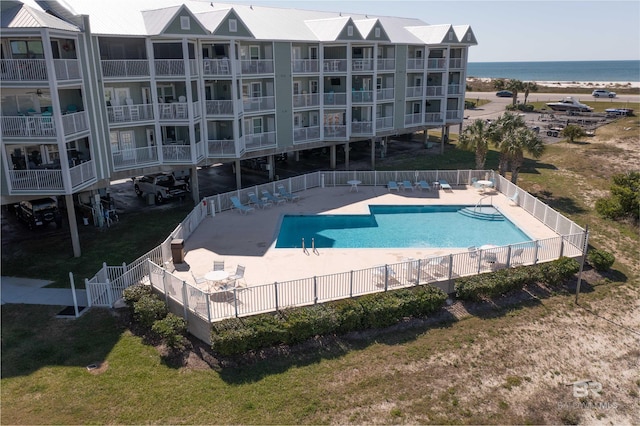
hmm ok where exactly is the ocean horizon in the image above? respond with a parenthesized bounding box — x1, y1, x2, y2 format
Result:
(467, 60, 640, 83)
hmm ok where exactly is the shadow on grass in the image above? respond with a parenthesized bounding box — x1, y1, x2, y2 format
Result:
(530, 189, 587, 215)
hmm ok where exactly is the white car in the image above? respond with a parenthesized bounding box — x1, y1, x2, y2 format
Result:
(592, 89, 616, 98)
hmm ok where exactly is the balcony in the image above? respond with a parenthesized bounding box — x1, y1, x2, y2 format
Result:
(406, 58, 424, 71)
(352, 59, 374, 72)
(62, 111, 89, 135)
(203, 58, 231, 76)
(245, 131, 276, 151)
(7, 168, 63, 191)
(162, 143, 192, 163)
(323, 92, 347, 106)
(376, 88, 394, 101)
(69, 160, 96, 189)
(376, 58, 396, 71)
(292, 59, 319, 74)
(376, 116, 393, 130)
(293, 93, 320, 108)
(404, 113, 423, 126)
(323, 59, 348, 73)
(351, 121, 373, 135)
(293, 126, 321, 144)
(159, 102, 190, 120)
(324, 125, 347, 138)
(0, 59, 47, 81)
(447, 84, 462, 95)
(446, 110, 462, 120)
(239, 59, 274, 75)
(427, 58, 446, 69)
(154, 59, 198, 77)
(406, 86, 424, 98)
(243, 96, 275, 113)
(2, 115, 55, 138)
(107, 104, 154, 124)
(426, 85, 444, 97)
(205, 100, 234, 116)
(425, 112, 444, 123)
(101, 60, 150, 78)
(207, 139, 238, 158)
(352, 90, 373, 104)
(112, 146, 159, 170)
(54, 59, 81, 80)
(449, 58, 464, 69)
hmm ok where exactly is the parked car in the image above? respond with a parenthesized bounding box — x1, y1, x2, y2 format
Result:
(133, 173, 190, 204)
(496, 90, 513, 97)
(591, 89, 616, 98)
(15, 197, 62, 229)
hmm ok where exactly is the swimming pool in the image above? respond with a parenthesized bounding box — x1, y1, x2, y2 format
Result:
(275, 205, 531, 249)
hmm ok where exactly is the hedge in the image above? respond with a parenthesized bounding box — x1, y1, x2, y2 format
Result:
(587, 249, 615, 272)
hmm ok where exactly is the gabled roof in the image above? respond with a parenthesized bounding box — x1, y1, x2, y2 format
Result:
(209, 8, 254, 38)
(304, 17, 352, 41)
(355, 18, 390, 42)
(142, 4, 208, 35)
(453, 25, 478, 45)
(1, 1, 79, 31)
(405, 24, 457, 45)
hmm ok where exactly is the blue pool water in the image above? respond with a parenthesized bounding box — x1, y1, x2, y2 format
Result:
(275, 205, 531, 249)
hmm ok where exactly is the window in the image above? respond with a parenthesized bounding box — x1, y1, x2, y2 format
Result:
(180, 16, 190, 30)
(467, 33, 471, 41)
(449, 32, 453, 41)
(308, 46, 318, 59)
(413, 102, 421, 114)
(347, 26, 353, 37)
(252, 117, 263, 134)
(10, 40, 44, 59)
(375, 28, 381, 38)
(376, 77, 382, 90)
(293, 113, 302, 127)
(229, 19, 237, 32)
(309, 80, 318, 94)
(249, 45, 260, 60)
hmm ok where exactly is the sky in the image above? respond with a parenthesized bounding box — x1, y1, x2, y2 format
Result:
(231, 0, 640, 63)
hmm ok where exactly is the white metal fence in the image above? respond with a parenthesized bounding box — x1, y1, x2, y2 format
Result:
(84, 170, 587, 337)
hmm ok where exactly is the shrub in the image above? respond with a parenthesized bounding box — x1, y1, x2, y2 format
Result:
(210, 318, 254, 356)
(122, 284, 152, 307)
(596, 172, 640, 223)
(133, 294, 168, 328)
(281, 305, 339, 345)
(358, 292, 404, 329)
(332, 298, 365, 333)
(587, 249, 615, 272)
(410, 286, 448, 316)
(152, 313, 187, 349)
(505, 103, 534, 112)
(538, 257, 579, 286)
(243, 314, 288, 349)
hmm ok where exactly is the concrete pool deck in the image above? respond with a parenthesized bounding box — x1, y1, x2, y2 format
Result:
(177, 184, 559, 289)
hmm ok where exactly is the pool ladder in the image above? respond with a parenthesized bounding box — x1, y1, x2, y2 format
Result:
(301, 237, 319, 255)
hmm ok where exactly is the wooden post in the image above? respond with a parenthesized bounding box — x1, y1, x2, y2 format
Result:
(575, 225, 590, 304)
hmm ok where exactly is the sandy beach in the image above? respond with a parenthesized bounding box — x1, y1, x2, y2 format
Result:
(468, 77, 639, 89)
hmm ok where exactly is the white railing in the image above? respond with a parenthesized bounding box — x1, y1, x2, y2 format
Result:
(242, 96, 275, 113)
(69, 160, 96, 188)
(205, 100, 233, 116)
(428, 58, 446, 69)
(158, 102, 189, 120)
(245, 132, 276, 151)
(426, 85, 444, 96)
(323, 92, 347, 106)
(293, 126, 321, 143)
(377, 58, 396, 71)
(324, 125, 347, 138)
(425, 112, 443, 123)
(192, 101, 201, 119)
(449, 58, 464, 69)
(101, 60, 150, 78)
(448, 84, 462, 95)
(406, 86, 424, 98)
(377, 88, 394, 101)
(8, 168, 64, 191)
(1, 115, 55, 138)
(112, 146, 159, 170)
(446, 110, 461, 120)
(62, 111, 88, 135)
(162, 144, 192, 162)
(376, 116, 393, 129)
(323, 59, 347, 72)
(155, 59, 186, 76)
(352, 90, 373, 103)
(0, 59, 48, 80)
(407, 58, 424, 70)
(404, 113, 423, 126)
(54, 59, 80, 80)
(239, 59, 274, 75)
(293, 93, 320, 108)
(351, 121, 373, 134)
(203, 58, 231, 76)
(207, 139, 237, 157)
(292, 59, 319, 73)
(107, 104, 154, 124)
(352, 58, 374, 71)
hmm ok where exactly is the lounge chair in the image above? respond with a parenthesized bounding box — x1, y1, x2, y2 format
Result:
(438, 179, 452, 190)
(387, 181, 400, 191)
(416, 180, 431, 191)
(248, 191, 272, 209)
(402, 180, 414, 191)
(508, 191, 519, 205)
(468, 246, 478, 258)
(191, 271, 207, 286)
(230, 196, 255, 214)
(262, 190, 286, 205)
(277, 185, 300, 201)
(511, 248, 524, 264)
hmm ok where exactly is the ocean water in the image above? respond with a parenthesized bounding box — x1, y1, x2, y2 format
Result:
(467, 60, 640, 82)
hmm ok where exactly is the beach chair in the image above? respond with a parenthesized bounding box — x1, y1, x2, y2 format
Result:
(277, 185, 300, 201)
(416, 180, 431, 191)
(468, 246, 478, 258)
(248, 192, 272, 209)
(438, 179, 452, 190)
(508, 191, 519, 205)
(227, 264, 246, 287)
(213, 260, 225, 271)
(230, 196, 255, 214)
(262, 190, 286, 205)
(387, 181, 400, 192)
(402, 180, 414, 191)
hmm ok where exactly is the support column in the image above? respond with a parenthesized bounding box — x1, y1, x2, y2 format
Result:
(330, 145, 337, 169)
(65, 194, 81, 257)
(189, 165, 199, 203)
(295, 151, 300, 162)
(234, 159, 242, 189)
(344, 142, 350, 171)
(267, 155, 275, 181)
(440, 127, 446, 154)
(370, 138, 376, 169)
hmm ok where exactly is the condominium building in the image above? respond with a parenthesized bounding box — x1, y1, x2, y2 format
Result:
(0, 0, 476, 254)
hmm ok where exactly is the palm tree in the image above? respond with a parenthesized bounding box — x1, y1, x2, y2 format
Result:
(561, 124, 586, 143)
(458, 119, 492, 169)
(522, 81, 538, 104)
(504, 127, 545, 184)
(504, 79, 525, 106)
(493, 112, 528, 176)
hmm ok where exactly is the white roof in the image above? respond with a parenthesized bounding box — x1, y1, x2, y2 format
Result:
(10, 0, 473, 45)
(1, 0, 79, 31)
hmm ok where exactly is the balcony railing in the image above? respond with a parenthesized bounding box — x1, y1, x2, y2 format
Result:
(293, 126, 321, 143)
(447, 84, 462, 95)
(446, 110, 462, 120)
(159, 102, 189, 120)
(205, 100, 233, 116)
(112, 146, 159, 170)
(404, 113, 423, 126)
(162, 144, 192, 162)
(243, 96, 275, 113)
(292, 59, 319, 73)
(323, 92, 347, 106)
(406, 58, 424, 71)
(428, 58, 446, 69)
(0, 59, 48, 81)
(70, 160, 96, 189)
(101, 60, 150, 78)
(239, 59, 274, 75)
(323, 59, 348, 73)
(53, 59, 80, 80)
(426, 85, 444, 96)
(245, 131, 276, 151)
(351, 121, 373, 135)
(62, 111, 89, 135)
(376, 88, 394, 101)
(376, 58, 396, 71)
(207, 139, 237, 158)
(1, 115, 55, 138)
(425, 112, 443, 123)
(324, 125, 347, 138)
(352, 58, 374, 72)
(376, 116, 393, 129)
(352, 90, 374, 103)
(154, 59, 193, 77)
(7, 168, 63, 191)
(203, 58, 231, 76)
(107, 104, 154, 124)
(449, 58, 464, 69)
(406, 86, 424, 98)
(293, 93, 320, 108)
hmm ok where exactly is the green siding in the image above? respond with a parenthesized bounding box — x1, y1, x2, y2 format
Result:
(164, 14, 208, 35)
(214, 11, 252, 38)
(337, 20, 364, 41)
(366, 23, 390, 41)
(394, 45, 408, 130)
(273, 42, 293, 148)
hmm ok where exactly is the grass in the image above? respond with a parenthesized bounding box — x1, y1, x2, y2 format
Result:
(2, 109, 639, 424)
